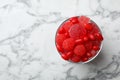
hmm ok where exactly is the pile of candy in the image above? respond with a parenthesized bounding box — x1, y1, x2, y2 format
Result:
(55, 16, 103, 63)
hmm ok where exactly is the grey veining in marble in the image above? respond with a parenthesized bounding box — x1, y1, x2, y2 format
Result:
(0, 0, 120, 80)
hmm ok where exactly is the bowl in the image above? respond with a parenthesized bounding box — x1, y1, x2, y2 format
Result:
(55, 16, 104, 63)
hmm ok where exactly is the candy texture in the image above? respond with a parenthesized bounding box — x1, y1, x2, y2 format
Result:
(55, 16, 103, 63)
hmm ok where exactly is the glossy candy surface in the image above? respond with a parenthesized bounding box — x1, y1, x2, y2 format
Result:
(55, 16, 103, 63)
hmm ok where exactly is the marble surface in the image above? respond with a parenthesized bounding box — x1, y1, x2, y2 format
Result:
(0, 0, 120, 80)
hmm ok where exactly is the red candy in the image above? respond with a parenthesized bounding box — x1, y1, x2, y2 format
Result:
(62, 38, 75, 51)
(56, 34, 66, 46)
(55, 16, 103, 63)
(66, 51, 74, 58)
(85, 41, 93, 51)
(61, 54, 69, 60)
(69, 16, 79, 24)
(62, 21, 73, 32)
(95, 33, 103, 41)
(61, 51, 74, 60)
(86, 52, 92, 58)
(69, 24, 86, 39)
(74, 45, 86, 56)
(78, 16, 90, 27)
(56, 45, 63, 53)
(84, 23, 93, 30)
(88, 34, 95, 40)
(91, 22, 101, 33)
(71, 55, 81, 62)
(58, 27, 65, 34)
(83, 35, 89, 42)
(93, 41, 101, 46)
(93, 45, 100, 51)
(75, 39, 84, 44)
(81, 57, 88, 62)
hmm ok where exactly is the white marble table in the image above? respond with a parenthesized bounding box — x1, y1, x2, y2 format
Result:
(0, 0, 120, 80)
